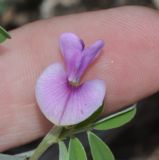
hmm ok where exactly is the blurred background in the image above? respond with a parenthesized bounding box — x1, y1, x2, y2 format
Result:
(1, 0, 159, 160)
(1, 0, 159, 30)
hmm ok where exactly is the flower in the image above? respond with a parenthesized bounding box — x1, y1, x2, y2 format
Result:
(35, 33, 106, 126)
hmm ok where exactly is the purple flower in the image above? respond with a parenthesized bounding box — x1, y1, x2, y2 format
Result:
(35, 33, 106, 126)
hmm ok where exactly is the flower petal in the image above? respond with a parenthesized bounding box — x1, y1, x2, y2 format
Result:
(60, 33, 84, 82)
(76, 40, 104, 79)
(35, 63, 69, 125)
(60, 79, 106, 125)
(35, 63, 106, 126)
(60, 32, 84, 55)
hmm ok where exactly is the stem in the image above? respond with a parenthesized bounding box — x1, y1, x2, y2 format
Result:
(59, 125, 93, 140)
(29, 126, 63, 160)
(29, 123, 93, 160)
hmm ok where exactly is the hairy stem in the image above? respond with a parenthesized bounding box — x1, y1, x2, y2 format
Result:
(29, 126, 63, 160)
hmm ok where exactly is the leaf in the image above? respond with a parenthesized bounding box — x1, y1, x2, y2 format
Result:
(94, 105, 137, 130)
(0, 26, 11, 43)
(0, 153, 27, 160)
(59, 141, 69, 160)
(15, 149, 34, 158)
(68, 137, 87, 160)
(88, 132, 115, 160)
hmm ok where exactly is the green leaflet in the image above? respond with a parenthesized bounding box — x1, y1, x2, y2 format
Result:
(68, 138, 87, 160)
(0, 26, 11, 43)
(0, 153, 26, 160)
(59, 141, 69, 160)
(88, 132, 115, 160)
(94, 105, 137, 130)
